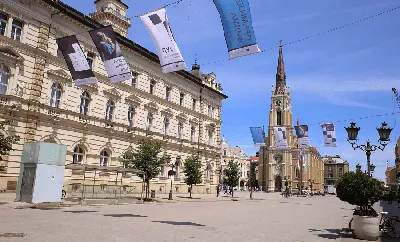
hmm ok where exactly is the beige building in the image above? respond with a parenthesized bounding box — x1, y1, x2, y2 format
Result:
(220, 137, 249, 187)
(0, 0, 227, 194)
(258, 44, 325, 193)
(322, 155, 349, 186)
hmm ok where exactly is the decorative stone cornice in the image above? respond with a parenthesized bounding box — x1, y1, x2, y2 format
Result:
(143, 102, 158, 113)
(160, 108, 174, 118)
(125, 95, 141, 107)
(103, 88, 122, 101)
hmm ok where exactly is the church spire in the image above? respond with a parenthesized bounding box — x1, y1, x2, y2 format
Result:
(275, 40, 286, 93)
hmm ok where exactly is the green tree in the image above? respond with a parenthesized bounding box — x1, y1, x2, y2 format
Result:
(223, 160, 240, 197)
(122, 139, 166, 198)
(183, 155, 202, 198)
(0, 120, 20, 171)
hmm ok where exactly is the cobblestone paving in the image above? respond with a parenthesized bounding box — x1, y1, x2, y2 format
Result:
(0, 192, 354, 242)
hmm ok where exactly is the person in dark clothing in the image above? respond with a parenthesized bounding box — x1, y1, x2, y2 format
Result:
(216, 185, 220, 197)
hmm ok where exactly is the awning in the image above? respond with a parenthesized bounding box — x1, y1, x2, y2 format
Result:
(65, 163, 144, 174)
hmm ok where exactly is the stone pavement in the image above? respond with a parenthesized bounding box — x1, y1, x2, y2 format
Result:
(0, 192, 355, 242)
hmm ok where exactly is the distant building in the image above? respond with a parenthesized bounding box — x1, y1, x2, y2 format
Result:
(322, 155, 349, 186)
(220, 137, 249, 186)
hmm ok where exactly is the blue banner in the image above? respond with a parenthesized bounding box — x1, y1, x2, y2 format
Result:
(213, 0, 260, 59)
(250, 127, 265, 146)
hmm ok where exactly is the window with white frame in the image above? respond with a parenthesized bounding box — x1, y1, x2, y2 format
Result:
(128, 106, 135, 127)
(208, 105, 214, 118)
(165, 87, 171, 101)
(159, 165, 165, 177)
(72, 146, 85, 164)
(208, 128, 214, 145)
(163, 117, 169, 135)
(0, 64, 10, 95)
(49, 83, 62, 108)
(105, 100, 114, 121)
(178, 122, 183, 139)
(86, 52, 95, 68)
(80, 91, 90, 115)
(149, 80, 156, 94)
(147, 112, 153, 131)
(192, 99, 196, 111)
(11, 19, 23, 41)
(190, 126, 196, 142)
(100, 150, 109, 166)
(179, 92, 184, 106)
(131, 72, 137, 87)
(0, 13, 7, 36)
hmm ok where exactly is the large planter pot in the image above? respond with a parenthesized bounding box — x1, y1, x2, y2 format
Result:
(353, 214, 380, 241)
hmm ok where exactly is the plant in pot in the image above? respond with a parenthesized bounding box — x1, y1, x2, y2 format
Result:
(336, 171, 384, 241)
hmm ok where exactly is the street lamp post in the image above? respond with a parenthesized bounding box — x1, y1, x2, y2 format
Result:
(345, 122, 392, 176)
(166, 156, 178, 201)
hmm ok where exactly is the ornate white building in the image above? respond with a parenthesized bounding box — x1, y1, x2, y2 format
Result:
(220, 137, 249, 187)
(0, 0, 227, 194)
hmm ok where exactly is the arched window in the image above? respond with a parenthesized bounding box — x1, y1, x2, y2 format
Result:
(100, 150, 109, 166)
(11, 19, 23, 41)
(49, 83, 62, 108)
(80, 91, 90, 115)
(295, 167, 300, 179)
(105, 100, 114, 121)
(128, 106, 135, 127)
(208, 128, 214, 145)
(147, 112, 153, 131)
(223, 149, 227, 156)
(72, 146, 85, 164)
(178, 122, 183, 139)
(163, 117, 169, 135)
(0, 64, 10, 94)
(277, 111, 282, 126)
(190, 126, 196, 142)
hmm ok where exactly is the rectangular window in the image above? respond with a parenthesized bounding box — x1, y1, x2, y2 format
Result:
(150, 80, 155, 94)
(131, 72, 137, 87)
(11, 19, 23, 41)
(192, 99, 196, 111)
(208, 129, 214, 145)
(208, 105, 214, 117)
(165, 87, 171, 100)
(179, 92, 184, 106)
(0, 13, 7, 36)
(277, 111, 282, 125)
(190, 127, 196, 142)
(86, 52, 95, 68)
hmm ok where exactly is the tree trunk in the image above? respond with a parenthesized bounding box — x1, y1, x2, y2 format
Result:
(190, 184, 192, 198)
(146, 181, 150, 199)
(232, 188, 234, 198)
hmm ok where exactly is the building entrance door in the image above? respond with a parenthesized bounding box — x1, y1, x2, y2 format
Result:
(275, 175, 282, 192)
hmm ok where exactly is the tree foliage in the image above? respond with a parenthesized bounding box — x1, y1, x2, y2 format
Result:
(121, 139, 165, 198)
(336, 171, 384, 216)
(183, 155, 202, 198)
(0, 120, 20, 170)
(223, 160, 241, 197)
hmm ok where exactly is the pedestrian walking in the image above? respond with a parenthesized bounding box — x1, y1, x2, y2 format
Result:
(217, 185, 220, 197)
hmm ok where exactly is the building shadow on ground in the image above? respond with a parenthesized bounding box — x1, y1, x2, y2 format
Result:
(308, 228, 352, 240)
(152, 221, 205, 227)
(176, 196, 201, 199)
(104, 214, 147, 218)
(32, 207, 62, 210)
(63, 210, 98, 213)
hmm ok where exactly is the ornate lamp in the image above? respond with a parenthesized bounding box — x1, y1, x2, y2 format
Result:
(356, 163, 362, 173)
(370, 164, 376, 173)
(377, 122, 392, 142)
(345, 122, 360, 141)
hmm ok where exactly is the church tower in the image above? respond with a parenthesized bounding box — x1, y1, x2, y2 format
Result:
(266, 41, 295, 192)
(90, 0, 131, 37)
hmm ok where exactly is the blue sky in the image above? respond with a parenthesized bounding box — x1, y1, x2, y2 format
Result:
(63, 0, 399, 181)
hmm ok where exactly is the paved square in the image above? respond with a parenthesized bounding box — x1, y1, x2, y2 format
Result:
(0, 192, 354, 242)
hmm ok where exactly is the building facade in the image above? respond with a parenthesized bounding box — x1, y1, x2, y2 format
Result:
(0, 0, 227, 194)
(322, 155, 349, 186)
(220, 137, 249, 187)
(258, 44, 325, 193)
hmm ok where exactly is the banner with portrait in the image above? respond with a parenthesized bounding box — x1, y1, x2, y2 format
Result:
(89, 26, 132, 83)
(140, 8, 186, 73)
(213, 0, 260, 59)
(295, 125, 311, 148)
(273, 127, 288, 149)
(56, 35, 97, 86)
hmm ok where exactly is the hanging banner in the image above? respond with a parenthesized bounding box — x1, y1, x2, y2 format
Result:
(392, 88, 400, 109)
(303, 153, 307, 172)
(89, 26, 132, 83)
(56, 35, 97, 86)
(295, 125, 311, 148)
(213, 0, 260, 60)
(273, 127, 288, 149)
(250, 127, 265, 146)
(140, 8, 186, 73)
(320, 123, 337, 147)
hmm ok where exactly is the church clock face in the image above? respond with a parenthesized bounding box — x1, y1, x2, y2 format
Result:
(276, 100, 282, 107)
